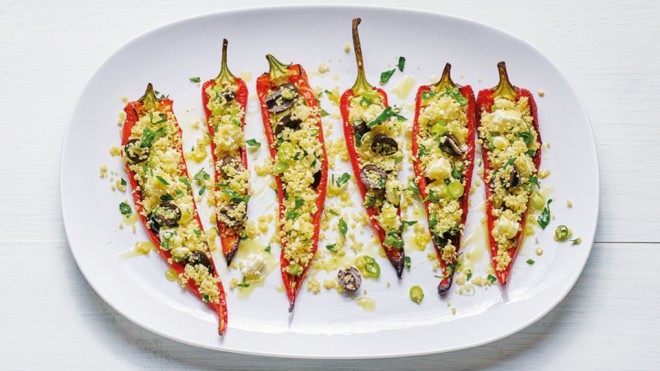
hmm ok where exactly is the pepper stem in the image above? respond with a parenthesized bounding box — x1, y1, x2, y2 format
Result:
(350, 18, 373, 95)
(215, 38, 236, 83)
(493, 61, 517, 100)
(432, 63, 457, 93)
(266, 54, 291, 85)
(138, 83, 158, 109)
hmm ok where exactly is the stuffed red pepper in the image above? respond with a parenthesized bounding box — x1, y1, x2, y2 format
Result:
(412, 63, 476, 294)
(202, 39, 250, 265)
(256, 55, 328, 312)
(476, 62, 542, 285)
(121, 84, 228, 334)
(340, 18, 406, 277)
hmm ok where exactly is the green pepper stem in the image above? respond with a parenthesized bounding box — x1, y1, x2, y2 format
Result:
(139, 83, 158, 109)
(215, 38, 236, 82)
(350, 17, 373, 95)
(266, 54, 291, 85)
(493, 61, 517, 100)
(432, 63, 456, 93)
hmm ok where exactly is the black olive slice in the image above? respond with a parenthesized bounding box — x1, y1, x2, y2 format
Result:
(353, 120, 370, 137)
(507, 165, 521, 188)
(218, 203, 247, 228)
(152, 202, 181, 228)
(266, 83, 298, 113)
(338, 267, 362, 292)
(218, 156, 243, 179)
(221, 90, 236, 102)
(311, 169, 322, 189)
(359, 164, 387, 191)
(187, 251, 214, 273)
(124, 139, 150, 164)
(441, 134, 466, 156)
(371, 133, 398, 156)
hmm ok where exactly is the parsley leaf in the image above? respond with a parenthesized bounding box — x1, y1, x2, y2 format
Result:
(198, 185, 206, 196)
(397, 56, 406, 72)
(380, 68, 396, 84)
(193, 168, 210, 184)
(526, 259, 535, 265)
(246, 139, 261, 148)
(156, 176, 169, 185)
(119, 202, 132, 216)
(441, 87, 467, 106)
(338, 218, 348, 237)
(402, 220, 417, 227)
(335, 172, 350, 187)
(404, 256, 411, 271)
(264, 245, 271, 253)
(537, 199, 553, 229)
(189, 77, 201, 83)
(326, 243, 337, 252)
(320, 109, 330, 117)
(487, 274, 497, 284)
(367, 106, 405, 128)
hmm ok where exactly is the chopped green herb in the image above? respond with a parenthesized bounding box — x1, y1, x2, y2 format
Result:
(119, 202, 132, 216)
(198, 185, 206, 196)
(367, 106, 404, 128)
(193, 168, 210, 184)
(180, 176, 191, 188)
(338, 218, 348, 237)
(384, 234, 404, 249)
(335, 172, 351, 187)
(285, 211, 299, 220)
(526, 259, 535, 266)
(120, 178, 127, 186)
(487, 274, 497, 284)
(320, 109, 330, 117)
(402, 220, 417, 227)
(422, 91, 436, 100)
(327, 209, 339, 216)
(140, 127, 166, 147)
(516, 131, 534, 147)
(537, 199, 553, 229)
(441, 87, 467, 106)
(237, 277, 250, 288)
(156, 176, 169, 185)
(529, 175, 540, 188)
(326, 243, 337, 252)
(397, 56, 406, 72)
(526, 149, 537, 157)
(404, 256, 411, 271)
(380, 68, 396, 84)
(221, 189, 250, 204)
(189, 77, 201, 83)
(294, 196, 304, 210)
(246, 139, 261, 148)
(160, 194, 174, 202)
(174, 190, 184, 199)
(466, 270, 472, 281)
(571, 237, 582, 245)
(232, 119, 242, 127)
(193, 229, 202, 236)
(418, 143, 430, 157)
(264, 245, 271, 253)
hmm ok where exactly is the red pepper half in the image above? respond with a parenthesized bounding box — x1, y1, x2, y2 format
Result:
(412, 63, 476, 294)
(256, 55, 328, 312)
(476, 62, 542, 285)
(122, 84, 228, 335)
(202, 39, 250, 264)
(340, 18, 405, 277)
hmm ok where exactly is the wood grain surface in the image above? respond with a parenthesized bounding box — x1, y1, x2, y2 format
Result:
(1, 0, 659, 369)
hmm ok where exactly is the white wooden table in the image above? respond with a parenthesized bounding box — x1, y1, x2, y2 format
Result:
(2, 0, 659, 369)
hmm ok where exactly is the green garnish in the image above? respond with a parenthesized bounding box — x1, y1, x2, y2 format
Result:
(221, 189, 250, 204)
(140, 127, 166, 147)
(402, 220, 417, 227)
(120, 178, 127, 186)
(404, 256, 411, 271)
(466, 270, 472, 281)
(180, 176, 191, 188)
(156, 176, 169, 185)
(422, 91, 436, 100)
(189, 77, 201, 83)
(409, 285, 424, 304)
(397, 56, 406, 72)
(193, 168, 210, 184)
(232, 119, 242, 127)
(264, 245, 271, 253)
(526, 259, 535, 265)
(285, 211, 299, 220)
(357, 255, 380, 279)
(487, 274, 497, 284)
(294, 196, 304, 210)
(193, 229, 202, 236)
(554, 225, 571, 242)
(380, 69, 396, 84)
(286, 263, 302, 276)
(338, 218, 348, 237)
(335, 172, 351, 187)
(246, 139, 261, 148)
(237, 277, 250, 288)
(367, 106, 405, 128)
(119, 202, 132, 216)
(198, 185, 206, 196)
(571, 237, 582, 245)
(441, 87, 467, 106)
(384, 233, 404, 249)
(272, 159, 289, 174)
(320, 109, 330, 117)
(517, 131, 534, 147)
(326, 243, 337, 252)
(537, 199, 553, 229)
